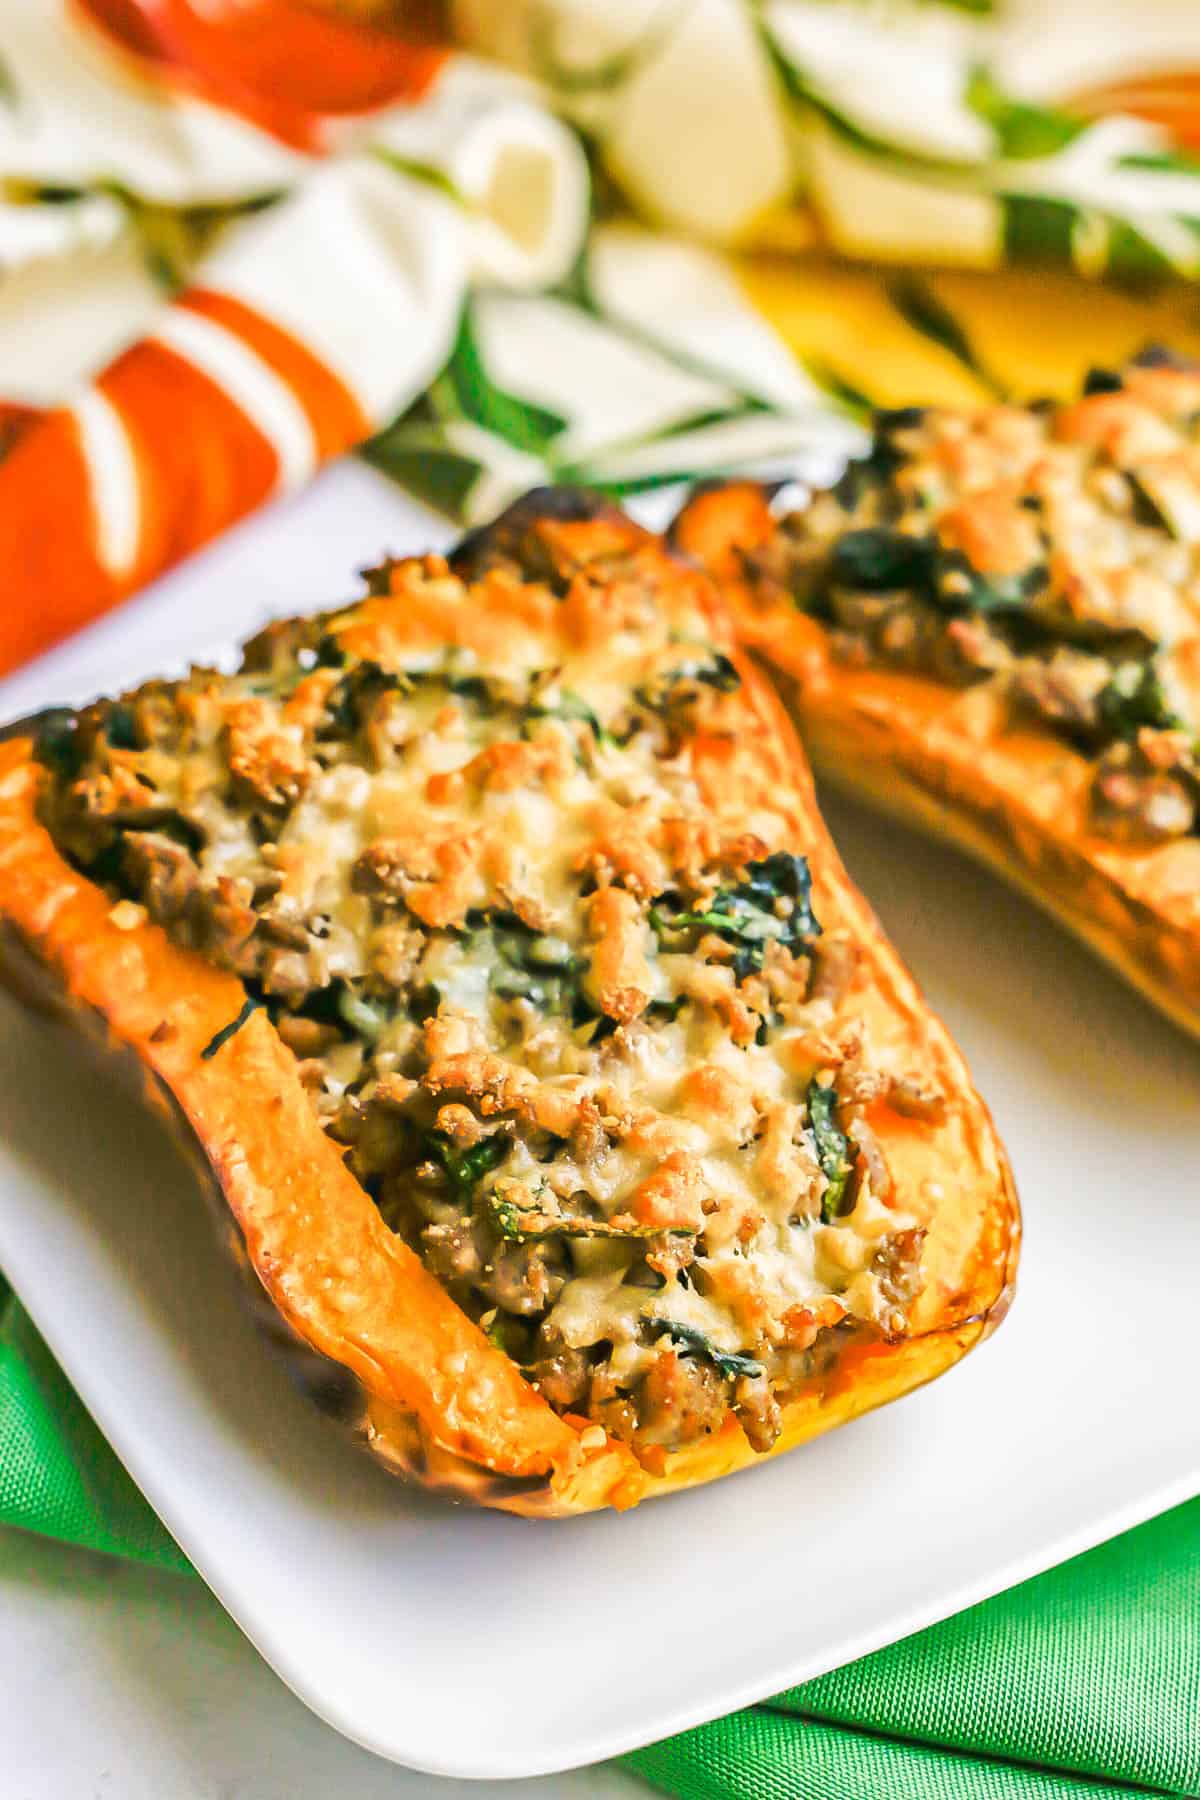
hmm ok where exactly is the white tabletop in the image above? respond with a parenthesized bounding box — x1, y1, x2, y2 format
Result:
(0, 460, 647, 1798)
(0, 1528, 643, 1799)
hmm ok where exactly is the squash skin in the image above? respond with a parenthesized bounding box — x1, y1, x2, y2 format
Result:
(673, 482, 1200, 1043)
(0, 502, 1018, 1514)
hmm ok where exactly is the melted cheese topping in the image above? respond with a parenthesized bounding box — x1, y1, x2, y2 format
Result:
(38, 515, 929, 1457)
(757, 359, 1200, 848)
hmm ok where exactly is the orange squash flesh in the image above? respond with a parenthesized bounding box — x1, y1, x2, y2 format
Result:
(0, 505, 1018, 1513)
(674, 482, 1200, 1044)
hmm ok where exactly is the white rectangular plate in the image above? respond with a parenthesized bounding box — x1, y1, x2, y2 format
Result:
(2, 465, 1199, 1781)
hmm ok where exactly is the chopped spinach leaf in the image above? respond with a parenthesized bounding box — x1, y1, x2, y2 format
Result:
(755, 1009, 783, 1047)
(324, 657, 516, 735)
(82, 840, 126, 888)
(406, 980, 441, 1023)
(322, 657, 613, 752)
(438, 672, 495, 707)
(830, 523, 1048, 622)
(487, 1188, 695, 1244)
(1097, 660, 1182, 741)
(104, 704, 140, 750)
(485, 1311, 531, 1358)
(973, 567, 1049, 612)
(32, 708, 84, 780)
(651, 852, 820, 980)
(200, 996, 261, 1060)
(528, 688, 608, 742)
(634, 653, 741, 718)
(830, 528, 931, 594)
(573, 1007, 619, 1044)
(323, 659, 401, 732)
(485, 919, 585, 1014)
(424, 1130, 512, 1196)
(649, 1319, 764, 1381)
(734, 853, 821, 937)
(669, 652, 740, 692)
(808, 1080, 856, 1222)
(314, 634, 348, 668)
(285, 983, 343, 1028)
(144, 809, 207, 855)
(931, 549, 1048, 614)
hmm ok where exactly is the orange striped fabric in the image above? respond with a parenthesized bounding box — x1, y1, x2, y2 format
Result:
(0, 290, 371, 674)
(75, 0, 449, 151)
(179, 290, 371, 462)
(0, 3, 592, 675)
(0, 414, 117, 674)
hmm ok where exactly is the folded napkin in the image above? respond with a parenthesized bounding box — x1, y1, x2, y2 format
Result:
(0, 5, 591, 670)
(2, 1276, 1197, 1798)
(5, 1, 1200, 678)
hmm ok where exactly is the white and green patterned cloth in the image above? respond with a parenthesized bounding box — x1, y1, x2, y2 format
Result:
(2, 1, 1200, 547)
(460, 0, 1200, 282)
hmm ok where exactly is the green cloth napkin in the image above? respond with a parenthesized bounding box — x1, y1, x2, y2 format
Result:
(2, 1278, 1197, 1798)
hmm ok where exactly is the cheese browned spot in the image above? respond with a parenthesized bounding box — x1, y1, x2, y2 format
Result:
(34, 512, 933, 1465)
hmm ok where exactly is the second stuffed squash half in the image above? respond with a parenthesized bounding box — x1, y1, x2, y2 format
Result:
(0, 491, 1017, 1513)
(674, 354, 1200, 1042)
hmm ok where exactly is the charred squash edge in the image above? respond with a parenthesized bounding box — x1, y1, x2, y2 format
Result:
(0, 504, 1019, 1515)
(673, 481, 1200, 1044)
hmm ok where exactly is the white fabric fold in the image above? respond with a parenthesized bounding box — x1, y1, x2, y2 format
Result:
(0, 16, 589, 434)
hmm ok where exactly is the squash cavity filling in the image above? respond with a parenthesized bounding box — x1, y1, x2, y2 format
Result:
(34, 512, 938, 1472)
(746, 353, 1200, 847)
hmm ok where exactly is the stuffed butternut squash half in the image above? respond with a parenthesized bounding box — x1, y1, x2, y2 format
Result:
(0, 491, 1016, 1514)
(674, 353, 1200, 1041)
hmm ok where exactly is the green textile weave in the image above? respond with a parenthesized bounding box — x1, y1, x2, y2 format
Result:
(2, 1277, 1197, 1797)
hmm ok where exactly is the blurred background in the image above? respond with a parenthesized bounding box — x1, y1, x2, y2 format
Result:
(3, 0, 1200, 671)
